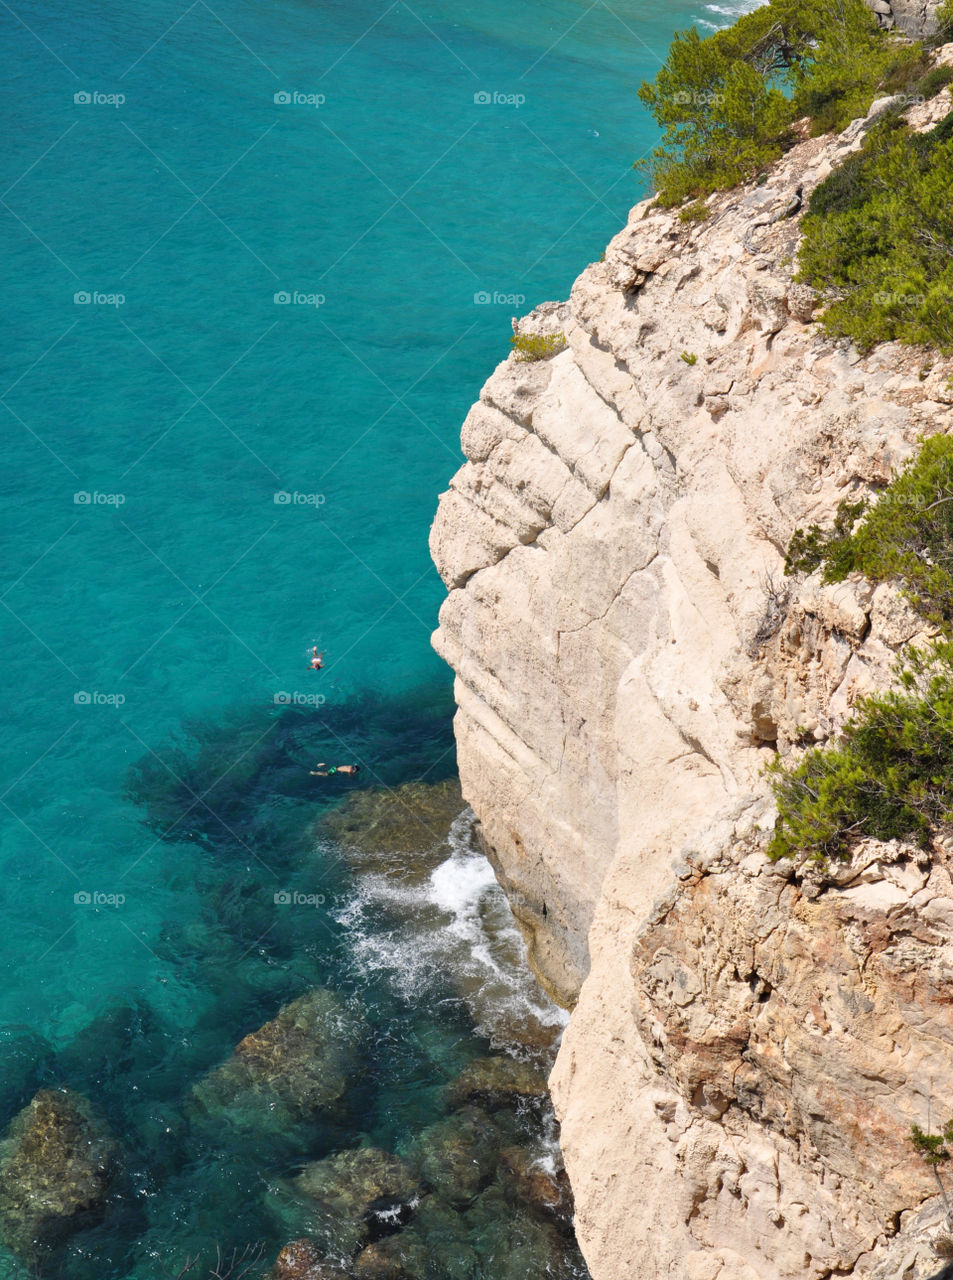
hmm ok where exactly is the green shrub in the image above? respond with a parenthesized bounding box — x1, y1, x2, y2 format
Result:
(911, 1122, 953, 1165)
(797, 108, 953, 351)
(785, 434, 953, 623)
(784, 497, 867, 578)
(678, 199, 711, 223)
(910, 1119, 953, 1210)
(510, 332, 567, 362)
(936, 0, 953, 40)
(768, 642, 953, 860)
(917, 64, 953, 98)
(882, 51, 932, 92)
(636, 0, 921, 206)
(679, 351, 698, 365)
(803, 114, 908, 218)
(773, 436, 953, 864)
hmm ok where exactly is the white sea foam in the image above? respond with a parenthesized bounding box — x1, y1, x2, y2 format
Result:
(531, 1107, 565, 1177)
(333, 810, 567, 1052)
(700, 0, 767, 26)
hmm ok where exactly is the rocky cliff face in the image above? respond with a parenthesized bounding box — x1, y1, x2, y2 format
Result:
(864, 0, 941, 35)
(431, 73, 953, 1280)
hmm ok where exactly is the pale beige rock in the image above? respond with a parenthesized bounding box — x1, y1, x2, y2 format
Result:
(430, 86, 953, 1280)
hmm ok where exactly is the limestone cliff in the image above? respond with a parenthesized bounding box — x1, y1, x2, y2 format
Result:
(430, 72, 953, 1280)
(864, 0, 941, 35)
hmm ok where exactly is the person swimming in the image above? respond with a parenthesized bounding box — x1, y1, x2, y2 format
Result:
(309, 647, 324, 670)
(310, 763, 360, 777)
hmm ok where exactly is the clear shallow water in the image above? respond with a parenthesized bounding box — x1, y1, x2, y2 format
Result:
(1, 0, 738, 1272)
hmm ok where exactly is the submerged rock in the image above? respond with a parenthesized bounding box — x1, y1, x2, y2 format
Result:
(414, 1106, 501, 1207)
(315, 778, 465, 880)
(56, 996, 167, 1101)
(351, 1183, 573, 1280)
(498, 1144, 572, 1218)
(464, 1185, 576, 1280)
(446, 1056, 549, 1112)
(0, 1088, 118, 1259)
(191, 988, 363, 1129)
(291, 1147, 422, 1257)
(352, 1235, 428, 1280)
(357, 1198, 477, 1280)
(266, 1237, 348, 1280)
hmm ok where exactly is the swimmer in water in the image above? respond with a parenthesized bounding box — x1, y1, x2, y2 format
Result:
(309, 647, 324, 670)
(310, 763, 361, 777)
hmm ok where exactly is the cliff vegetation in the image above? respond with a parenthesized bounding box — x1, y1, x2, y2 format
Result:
(637, 0, 925, 205)
(772, 423, 953, 861)
(639, 0, 953, 865)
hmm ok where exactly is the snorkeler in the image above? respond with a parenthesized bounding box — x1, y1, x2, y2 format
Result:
(309, 647, 324, 670)
(310, 763, 360, 777)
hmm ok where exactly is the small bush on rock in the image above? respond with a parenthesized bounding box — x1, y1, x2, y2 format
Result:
(677, 199, 711, 223)
(935, 0, 953, 41)
(784, 435, 953, 625)
(510, 332, 567, 362)
(768, 642, 953, 861)
(917, 64, 953, 98)
(773, 439, 953, 864)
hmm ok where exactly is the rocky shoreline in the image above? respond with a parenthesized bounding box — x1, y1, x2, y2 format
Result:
(0, 781, 585, 1279)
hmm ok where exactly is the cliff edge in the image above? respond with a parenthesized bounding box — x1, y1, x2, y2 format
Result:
(431, 72, 953, 1280)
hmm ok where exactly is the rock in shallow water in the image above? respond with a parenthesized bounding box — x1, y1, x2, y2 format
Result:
(191, 988, 363, 1130)
(352, 1234, 430, 1280)
(315, 778, 465, 881)
(464, 1185, 577, 1280)
(266, 1236, 349, 1280)
(0, 1087, 118, 1260)
(498, 1144, 572, 1218)
(291, 1147, 422, 1257)
(446, 1055, 549, 1112)
(350, 1184, 577, 1280)
(414, 1105, 501, 1207)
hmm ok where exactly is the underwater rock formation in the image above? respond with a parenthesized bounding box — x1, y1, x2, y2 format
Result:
(191, 988, 363, 1129)
(0, 1087, 118, 1260)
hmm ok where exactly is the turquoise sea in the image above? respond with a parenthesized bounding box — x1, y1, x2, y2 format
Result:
(0, 0, 749, 1273)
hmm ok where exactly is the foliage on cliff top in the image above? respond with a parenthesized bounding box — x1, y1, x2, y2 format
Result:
(797, 110, 953, 351)
(636, 0, 921, 206)
(768, 642, 953, 861)
(785, 434, 953, 624)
